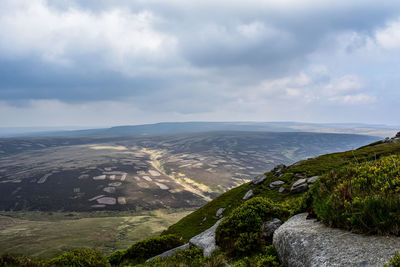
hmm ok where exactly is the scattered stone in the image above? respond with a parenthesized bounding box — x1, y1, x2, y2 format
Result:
(278, 187, 285, 193)
(109, 182, 122, 187)
(96, 197, 116, 205)
(252, 174, 267, 185)
(142, 176, 152, 182)
(103, 187, 116, 194)
(272, 164, 287, 177)
(243, 189, 254, 200)
(307, 176, 319, 184)
(117, 197, 127, 204)
(155, 182, 169, 190)
(290, 178, 308, 193)
(93, 175, 106, 180)
(216, 208, 225, 217)
(202, 217, 207, 222)
(261, 218, 282, 239)
(88, 195, 105, 202)
(190, 219, 223, 257)
(270, 180, 285, 189)
(146, 243, 190, 262)
(273, 213, 400, 267)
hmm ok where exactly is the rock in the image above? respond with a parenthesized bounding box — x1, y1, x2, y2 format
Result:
(396, 132, 400, 138)
(190, 219, 223, 257)
(146, 243, 190, 262)
(243, 189, 254, 200)
(272, 164, 287, 177)
(269, 180, 285, 189)
(307, 176, 319, 184)
(278, 186, 285, 193)
(290, 178, 308, 193)
(252, 174, 267, 185)
(273, 213, 400, 267)
(261, 218, 282, 239)
(216, 208, 225, 217)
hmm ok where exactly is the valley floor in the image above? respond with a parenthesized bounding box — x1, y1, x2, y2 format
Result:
(0, 209, 193, 259)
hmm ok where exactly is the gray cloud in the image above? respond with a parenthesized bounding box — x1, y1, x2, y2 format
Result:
(0, 0, 400, 125)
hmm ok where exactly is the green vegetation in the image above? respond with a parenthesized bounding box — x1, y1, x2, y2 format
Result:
(107, 235, 184, 266)
(312, 154, 400, 235)
(231, 245, 281, 267)
(162, 184, 251, 240)
(48, 249, 109, 267)
(216, 197, 289, 256)
(384, 252, 400, 267)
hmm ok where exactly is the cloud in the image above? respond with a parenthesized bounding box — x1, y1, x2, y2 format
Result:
(0, 0, 399, 125)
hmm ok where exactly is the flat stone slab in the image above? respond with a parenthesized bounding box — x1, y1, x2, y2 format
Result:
(270, 180, 285, 189)
(273, 213, 400, 267)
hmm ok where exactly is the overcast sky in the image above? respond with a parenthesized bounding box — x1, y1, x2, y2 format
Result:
(0, 0, 399, 127)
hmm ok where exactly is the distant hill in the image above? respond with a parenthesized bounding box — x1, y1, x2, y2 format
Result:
(1, 121, 397, 138)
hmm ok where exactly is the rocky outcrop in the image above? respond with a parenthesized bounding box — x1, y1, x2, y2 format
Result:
(243, 189, 254, 200)
(261, 218, 282, 239)
(216, 208, 225, 217)
(252, 174, 267, 185)
(272, 164, 287, 177)
(290, 176, 319, 193)
(146, 243, 190, 262)
(190, 219, 223, 257)
(290, 178, 308, 193)
(273, 213, 400, 267)
(270, 180, 285, 189)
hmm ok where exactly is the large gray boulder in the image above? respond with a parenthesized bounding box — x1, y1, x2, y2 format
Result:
(243, 189, 254, 200)
(270, 180, 285, 189)
(252, 174, 267, 185)
(190, 219, 223, 257)
(290, 178, 308, 193)
(273, 213, 400, 267)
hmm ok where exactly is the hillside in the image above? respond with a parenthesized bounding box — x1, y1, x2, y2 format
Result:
(1, 135, 400, 266)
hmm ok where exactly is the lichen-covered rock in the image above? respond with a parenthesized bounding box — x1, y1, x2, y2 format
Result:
(273, 213, 400, 267)
(261, 218, 282, 239)
(146, 243, 190, 262)
(290, 178, 308, 193)
(252, 174, 267, 185)
(278, 186, 285, 193)
(243, 189, 254, 200)
(270, 180, 285, 189)
(190, 219, 223, 257)
(216, 208, 225, 217)
(307, 176, 319, 184)
(272, 164, 287, 177)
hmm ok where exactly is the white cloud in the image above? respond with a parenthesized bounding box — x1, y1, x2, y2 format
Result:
(0, 0, 177, 73)
(375, 19, 400, 49)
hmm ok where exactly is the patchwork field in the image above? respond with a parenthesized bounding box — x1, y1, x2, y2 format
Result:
(0, 132, 378, 212)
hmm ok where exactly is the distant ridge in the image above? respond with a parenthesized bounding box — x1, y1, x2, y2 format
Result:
(0, 121, 398, 138)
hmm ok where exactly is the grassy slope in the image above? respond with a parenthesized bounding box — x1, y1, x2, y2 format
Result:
(163, 140, 400, 240)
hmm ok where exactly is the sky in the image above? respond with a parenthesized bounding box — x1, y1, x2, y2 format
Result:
(0, 0, 399, 127)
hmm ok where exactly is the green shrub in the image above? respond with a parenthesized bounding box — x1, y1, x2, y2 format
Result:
(312, 155, 400, 235)
(0, 254, 45, 267)
(216, 197, 290, 256)
(384, 251, 400, 267)
(47, 249, 109, 267)
(231, 245, 282, 267)
(107, 234, 184, 266)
